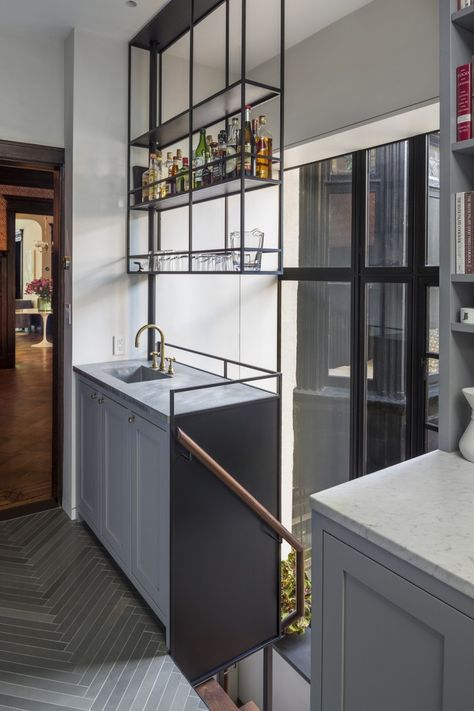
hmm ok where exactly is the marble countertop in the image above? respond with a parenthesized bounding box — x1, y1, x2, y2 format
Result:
(311, 450, 474, 600)
(74, 358, 274, 425)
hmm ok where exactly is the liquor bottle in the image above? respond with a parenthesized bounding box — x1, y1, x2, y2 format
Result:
(156, 150, 164, 199)
(142, 163, 150, 202)
(178, 157, 190, 193)
(256, 115, 273, 180)
(147, 152, 158, 201)
(170, 156, 180, 195)
(218, 130, 227, 181)
(165, 152, 174, 195)
(194, 129, 208, 189)
(242, 105, 253, 176)
(226, 118, 240, 179)
(209, 135, 220, 183)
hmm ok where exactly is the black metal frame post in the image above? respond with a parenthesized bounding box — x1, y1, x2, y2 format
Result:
(147, 42, 158, 356)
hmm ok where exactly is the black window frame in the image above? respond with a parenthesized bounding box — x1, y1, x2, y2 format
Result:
(279, 131, 440, 481)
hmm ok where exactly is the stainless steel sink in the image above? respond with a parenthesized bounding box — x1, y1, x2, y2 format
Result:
(105, 365, 170, 384)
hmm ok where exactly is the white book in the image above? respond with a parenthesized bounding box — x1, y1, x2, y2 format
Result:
(456, 192, 466, 274)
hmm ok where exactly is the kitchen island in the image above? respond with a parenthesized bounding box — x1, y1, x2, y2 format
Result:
(310, 450, 474, 711)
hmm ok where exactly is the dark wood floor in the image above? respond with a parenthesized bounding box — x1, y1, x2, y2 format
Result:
(0, 333, 52, 512)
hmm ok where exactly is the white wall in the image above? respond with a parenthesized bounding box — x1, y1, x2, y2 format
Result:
(238, 649, 310, 711)
(63, 28, 134, 516)
(258, 0, 438, 149)
(0, 30, 64, 147)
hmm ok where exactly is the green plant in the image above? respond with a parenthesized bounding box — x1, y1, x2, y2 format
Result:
(281, 550, 312, 635)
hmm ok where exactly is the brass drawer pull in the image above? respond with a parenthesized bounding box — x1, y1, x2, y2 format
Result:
(128, 415, 135, 424)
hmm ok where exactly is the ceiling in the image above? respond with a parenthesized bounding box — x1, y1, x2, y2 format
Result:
(0, 0, 374, 47)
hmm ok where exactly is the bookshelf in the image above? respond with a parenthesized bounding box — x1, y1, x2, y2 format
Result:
(440, 1, 474, 449)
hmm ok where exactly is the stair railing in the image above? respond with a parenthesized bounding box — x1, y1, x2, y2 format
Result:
(176, 427, 305, 630)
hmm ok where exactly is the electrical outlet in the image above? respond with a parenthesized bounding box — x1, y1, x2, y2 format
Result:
(113, 335, 125, 356)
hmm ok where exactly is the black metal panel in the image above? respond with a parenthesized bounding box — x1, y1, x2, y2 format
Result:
(171, 397, 280, 684)
(131, 0, 224, 51)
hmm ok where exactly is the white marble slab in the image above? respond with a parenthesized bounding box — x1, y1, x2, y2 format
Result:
(311, 450, 474, 600)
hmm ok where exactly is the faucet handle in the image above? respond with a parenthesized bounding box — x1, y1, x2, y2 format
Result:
(150, 352, 160, 370)
(166, 356, 176, 376)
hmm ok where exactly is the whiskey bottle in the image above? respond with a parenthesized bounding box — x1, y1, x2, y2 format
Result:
(147, 152, 158, 201)
(170, 155, 180, 195)
(256, 115, 273, 180)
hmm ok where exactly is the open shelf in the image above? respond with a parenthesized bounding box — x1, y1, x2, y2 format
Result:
(452, 5, 474, 33)
(451, 322, 474, 333)
(451, 274, 474, 282)
(128, 247, 282, 276)
(452, 138, 474, 155)
(130, 176, 280, 212)
(130, 81, 281, 151)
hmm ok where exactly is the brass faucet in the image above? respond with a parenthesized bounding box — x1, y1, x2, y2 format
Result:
(134, 324, 166, 372)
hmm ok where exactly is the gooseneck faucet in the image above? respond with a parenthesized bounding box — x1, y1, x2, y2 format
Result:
(135, 324, 166, 372)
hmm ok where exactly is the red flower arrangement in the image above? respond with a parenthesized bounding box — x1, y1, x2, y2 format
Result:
(25, 278, 53, 300)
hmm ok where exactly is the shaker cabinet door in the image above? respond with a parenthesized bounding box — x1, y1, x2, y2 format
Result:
(102, 396, 131, 567)
(130, 414, 169, 621)
(319, 534, 474, 711)
(77, 381, 102, 535)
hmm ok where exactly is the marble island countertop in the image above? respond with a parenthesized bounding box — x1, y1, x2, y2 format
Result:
(74, 358, 274, 425)
(311, 450, 474, 600)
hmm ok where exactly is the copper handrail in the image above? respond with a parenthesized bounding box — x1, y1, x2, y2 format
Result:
(176, 427, 305, 631)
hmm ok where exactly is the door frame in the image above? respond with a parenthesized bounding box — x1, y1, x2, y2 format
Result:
(0, 139, 65, 517)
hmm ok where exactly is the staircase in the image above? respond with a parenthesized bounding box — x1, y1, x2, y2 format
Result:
(196, 678, 260, 711)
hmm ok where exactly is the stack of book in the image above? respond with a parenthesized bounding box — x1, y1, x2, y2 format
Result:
(458, 0, 473, 8)
(456, 192, 474, 273)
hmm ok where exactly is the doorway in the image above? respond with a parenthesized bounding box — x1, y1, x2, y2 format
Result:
(0, 143, 64, 518)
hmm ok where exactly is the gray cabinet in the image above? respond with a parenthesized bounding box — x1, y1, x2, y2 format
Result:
(76, 376, 170, 628)
(102, 396, 131, 568)
(314, 531, 474, 711)
(130, 414, 169, 622)
(77, 380, 102, 535)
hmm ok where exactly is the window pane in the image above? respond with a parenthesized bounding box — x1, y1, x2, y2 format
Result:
(427, 286, 439, 354)
(284, 157, 352, 268)
(365, 282, 407, 474)
(367, 142, 409, 267)
(426, 133, 440, 267)
(281, 281, 351, 551)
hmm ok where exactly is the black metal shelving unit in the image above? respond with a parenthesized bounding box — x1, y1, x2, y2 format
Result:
(127, 0, 285, 284)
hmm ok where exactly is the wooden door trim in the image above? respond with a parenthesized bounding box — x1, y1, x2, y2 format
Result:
(0, 140, 65, 517)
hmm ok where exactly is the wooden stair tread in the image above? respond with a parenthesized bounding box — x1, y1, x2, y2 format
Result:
(195, 679, 260, 711)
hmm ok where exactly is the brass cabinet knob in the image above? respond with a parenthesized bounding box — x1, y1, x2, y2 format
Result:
(128, 415, 135, 424)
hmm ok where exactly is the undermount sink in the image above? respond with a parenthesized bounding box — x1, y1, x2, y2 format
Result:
(106, 365, 170, 384)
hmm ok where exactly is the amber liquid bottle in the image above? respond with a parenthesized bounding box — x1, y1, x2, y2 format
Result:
(242, 105, 253, 176)
(256, 115, 273, 180)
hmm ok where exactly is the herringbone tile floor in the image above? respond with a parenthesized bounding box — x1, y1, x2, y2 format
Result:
(0, 509, 208, 711)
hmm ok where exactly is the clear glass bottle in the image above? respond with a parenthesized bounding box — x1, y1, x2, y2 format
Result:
(256, 115, 273, 180)
(242, 105, 253, 176)
(226, 118, 240, 179)
(194, 129, 208, 189)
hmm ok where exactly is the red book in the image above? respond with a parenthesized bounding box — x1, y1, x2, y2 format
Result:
(457, 63, 472, 141)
